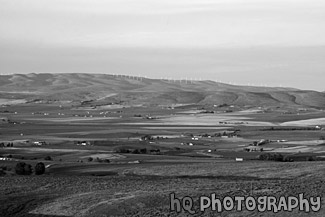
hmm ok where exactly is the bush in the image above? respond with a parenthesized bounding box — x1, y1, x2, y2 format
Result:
(35, 162, 45, 175)
(87, 157, 93, 162)
(15, 162, 32, 175)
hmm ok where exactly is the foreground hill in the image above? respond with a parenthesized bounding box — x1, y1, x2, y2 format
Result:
(0, 73, 325, 108)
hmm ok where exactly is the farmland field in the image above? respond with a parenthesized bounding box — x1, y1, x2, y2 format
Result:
(1, 74, 325, 216)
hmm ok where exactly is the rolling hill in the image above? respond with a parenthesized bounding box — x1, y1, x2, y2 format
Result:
(0, 73, 324, 108)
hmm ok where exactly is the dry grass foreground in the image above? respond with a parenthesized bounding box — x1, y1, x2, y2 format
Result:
(1, 161, 325, 217)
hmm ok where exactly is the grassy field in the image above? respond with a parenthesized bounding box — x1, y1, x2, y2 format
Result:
(1, 161, 325, 216)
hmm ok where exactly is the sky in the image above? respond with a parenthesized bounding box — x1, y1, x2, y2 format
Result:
(1, 0, 325, 91)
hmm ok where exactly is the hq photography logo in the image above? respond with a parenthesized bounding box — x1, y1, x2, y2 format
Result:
(169, 193, 321, 214)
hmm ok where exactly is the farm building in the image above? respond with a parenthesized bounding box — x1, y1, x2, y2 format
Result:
(33, 141, 47, 146)
(76, 141, 91, 146)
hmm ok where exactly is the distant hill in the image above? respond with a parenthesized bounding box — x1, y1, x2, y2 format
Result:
(0, 73, 325, 108)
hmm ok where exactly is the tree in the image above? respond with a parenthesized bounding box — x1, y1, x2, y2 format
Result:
(140, 148, 147, 154)
(15, 162, 32, 175)
(274, 153, 284, 162)
(141, 135, 153, 141)
(15, 162, 26, 175)
(87, 157, 93, 162)
(44, 156, 52, 161)
(115, 148, 130, 153)
(24, 163, 32, 175)
(306, 156, 315, 161)
(35, 162, 46, 175)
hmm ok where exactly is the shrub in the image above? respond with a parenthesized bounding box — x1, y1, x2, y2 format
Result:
(87, 157, 93, 162)
(15, 162, 32, 175)
(35, 162, 45, 175)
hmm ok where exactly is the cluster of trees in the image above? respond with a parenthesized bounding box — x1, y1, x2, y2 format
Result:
(188, 130, 240, 139)
(0, 142, 13, 147)
(261, 127, 321, 131)
(217, 103, 229, 108)
(256, 153, 285, 161)
(15, 162, 46, 175)
(0, 154, 52, 161)
(141, 135, 154, 141)
(116, 148, 161, 155)
(141, 135, 167, 141)
(200, 110, 214, 114)
(256, 153, 316, 162)
(87, 157, 110, 163)
(215, 131, 240, 138)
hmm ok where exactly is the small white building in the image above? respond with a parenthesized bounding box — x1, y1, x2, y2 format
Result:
(0, 157, 12, 161)
(34, 141, 46, 146)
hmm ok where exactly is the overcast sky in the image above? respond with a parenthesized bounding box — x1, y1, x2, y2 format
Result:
(1, 0, 325, 90)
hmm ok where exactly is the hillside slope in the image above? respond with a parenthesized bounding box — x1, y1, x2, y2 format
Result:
(0, 73, 324, 108)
